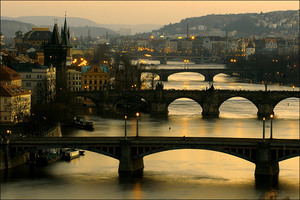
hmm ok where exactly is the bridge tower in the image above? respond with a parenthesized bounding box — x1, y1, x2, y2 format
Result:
(43, 16, 72, 92)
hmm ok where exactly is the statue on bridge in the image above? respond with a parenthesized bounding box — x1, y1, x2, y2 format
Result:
(155, 82, 164, 90)
(207, 84, 215, 91)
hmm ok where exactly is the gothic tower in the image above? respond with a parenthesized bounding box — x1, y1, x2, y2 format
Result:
(43, 15, 72, 92)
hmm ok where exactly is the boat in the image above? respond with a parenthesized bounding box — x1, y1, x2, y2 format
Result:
(64, 149, 80, 161)
(36, 153, 63, 165)
(73, 115, 94, 130)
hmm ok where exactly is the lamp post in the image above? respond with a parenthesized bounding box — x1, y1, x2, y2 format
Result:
(270, 114, 274, 139)
(124, 115, 127, 140)
(292, 85, 295, 91)
(263, 117, 266, 142)
(136, 112, 140, 137)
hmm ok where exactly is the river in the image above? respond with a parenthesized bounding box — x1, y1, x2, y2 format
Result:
(1, 61, 299, 199)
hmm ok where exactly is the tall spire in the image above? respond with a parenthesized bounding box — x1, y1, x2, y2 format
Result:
(61, 11, 70, 45)
(50, 19, 61, 45)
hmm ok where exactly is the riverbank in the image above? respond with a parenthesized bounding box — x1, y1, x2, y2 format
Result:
(0, 123, 62, 171)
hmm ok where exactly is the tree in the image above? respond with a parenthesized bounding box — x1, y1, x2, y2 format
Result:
(10, 95, 31, 124)
(90, 43, 111, 65)
(141, 65, 159, 90)
(35, 74, 56, 104)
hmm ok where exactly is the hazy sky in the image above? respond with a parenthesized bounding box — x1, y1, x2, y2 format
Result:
(1, 1, 299, 25)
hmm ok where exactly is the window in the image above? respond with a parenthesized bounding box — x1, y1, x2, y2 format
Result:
(89, 80, 92, 84)
(26, 82, 31, 87)
(94, 80, 97, 84)
(4, 98, 7, 103)
(37, 75, 42, 79)
(100, 80, 102, 84)
(94, 68, 98, 72)
(26, 75, 31, 78)
(84, 80, 87, 84)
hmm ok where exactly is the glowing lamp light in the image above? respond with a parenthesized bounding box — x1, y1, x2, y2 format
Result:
(270, 114, 274, 119)
(136, 112, 140, 117)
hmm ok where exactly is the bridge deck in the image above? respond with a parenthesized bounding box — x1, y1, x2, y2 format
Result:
(9, 137, 300, 148)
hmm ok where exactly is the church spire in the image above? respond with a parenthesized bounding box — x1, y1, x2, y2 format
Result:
(61, 11, 70, 45)
(50, 19, 61, 45)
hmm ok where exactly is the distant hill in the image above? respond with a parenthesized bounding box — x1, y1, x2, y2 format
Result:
(1, 16, 163, 35)
(1, 20, 34, 36)
(154, 10, 299, 37)
(0, 19, 117, 38)
(2, 16, 99, 27)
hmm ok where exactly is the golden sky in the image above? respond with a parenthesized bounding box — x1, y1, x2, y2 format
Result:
(1, 1, 299, 24)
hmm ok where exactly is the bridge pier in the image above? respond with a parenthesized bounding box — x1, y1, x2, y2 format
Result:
(202, 103, 219, 118)
(160, 58, 167, 65)
(204, 74, 214, 82)
(159, 74, 169, 82)
(119, 140, 144, 174)
(257, 104, 275, 118)
(150, 102, 169, 117)
(1, 138, 11, 169)
(255, 143, 279, 177)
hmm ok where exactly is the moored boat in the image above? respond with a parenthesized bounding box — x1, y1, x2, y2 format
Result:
(64, 149, 80, 161)
(73, 115, 94, 130)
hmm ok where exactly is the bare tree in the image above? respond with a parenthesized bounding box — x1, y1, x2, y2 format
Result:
(36, 74, 56, 104)
(141, 65, 159, 90)
(10, 95, 31, 123)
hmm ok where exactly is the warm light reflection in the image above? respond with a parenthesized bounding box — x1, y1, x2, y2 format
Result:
(133, 180, 142, 199)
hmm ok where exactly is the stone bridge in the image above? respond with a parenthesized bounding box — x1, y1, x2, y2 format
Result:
(4, 136, 300, 177)
(73, 90, 300, 118)
(142, 68, 249, 82)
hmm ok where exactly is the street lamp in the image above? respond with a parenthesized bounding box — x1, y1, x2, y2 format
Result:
(263, 117, 266, 142)
(124, 115, 127, 140)
(136, 112, 140, 137)
(292, 85, 295, 91)
(270, 114, 274, 139)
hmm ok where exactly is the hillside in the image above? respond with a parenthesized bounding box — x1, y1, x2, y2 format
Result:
(0, 19, 117, 38)
(154, 10, 299, 37)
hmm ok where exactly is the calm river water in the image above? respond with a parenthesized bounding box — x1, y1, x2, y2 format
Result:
(1, 61, 299, 199)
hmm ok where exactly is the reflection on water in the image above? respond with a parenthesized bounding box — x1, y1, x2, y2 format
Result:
(1, 62, 299, 199)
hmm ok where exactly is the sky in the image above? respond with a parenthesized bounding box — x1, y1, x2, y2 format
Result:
(1, 1, 299, 25)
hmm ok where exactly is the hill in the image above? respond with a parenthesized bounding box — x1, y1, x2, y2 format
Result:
(153, 10, 299, 37)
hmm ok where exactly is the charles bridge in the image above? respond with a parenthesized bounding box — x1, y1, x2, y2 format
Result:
(142, 68, 250, 82)
(3, 136, 300, 177)
(73, 89, 300, 118)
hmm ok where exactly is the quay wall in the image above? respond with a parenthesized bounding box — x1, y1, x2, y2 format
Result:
(0, 124, 62, 171)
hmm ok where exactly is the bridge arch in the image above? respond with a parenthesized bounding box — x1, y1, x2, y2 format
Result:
(113, 94, 151, 114)
(219, 96, 258, 118)
(213, 73, 233, 82)
(168, 72, 205, 82)
(167, 97, 203, 116)
(134, 146, 256, 164)
(273, 97, 299, 118)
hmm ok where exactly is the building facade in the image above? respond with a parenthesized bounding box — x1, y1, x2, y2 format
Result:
(82, 65, 109, 91)
(10, 63, 56, 104)
(0, 64, 31, 123)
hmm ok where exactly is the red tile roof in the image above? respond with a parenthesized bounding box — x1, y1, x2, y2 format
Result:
(0, 84, 31, 97)
(0, 65, 21, 81)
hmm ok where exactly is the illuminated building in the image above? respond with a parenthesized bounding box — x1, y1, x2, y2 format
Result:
(82, 65, 109, 91)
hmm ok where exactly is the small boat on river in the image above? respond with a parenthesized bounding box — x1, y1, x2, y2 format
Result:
(73, 115, 94, 130)
(64, 149, 80, 161)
